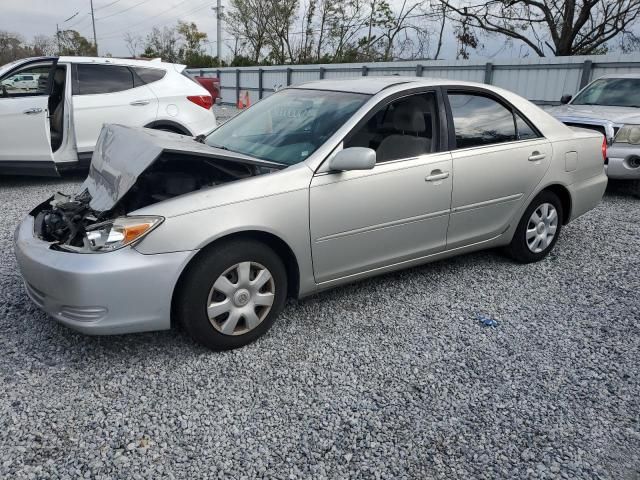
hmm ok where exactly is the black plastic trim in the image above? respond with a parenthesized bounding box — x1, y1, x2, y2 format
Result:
(0, 161, 59, 177)
(144, 121, 192, 136)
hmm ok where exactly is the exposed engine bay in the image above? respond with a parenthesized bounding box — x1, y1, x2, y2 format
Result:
(31, 124, 283, 252)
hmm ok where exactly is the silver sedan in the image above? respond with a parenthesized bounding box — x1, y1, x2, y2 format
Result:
(551, 74, 640, 191)
(15, 78, 608, 350)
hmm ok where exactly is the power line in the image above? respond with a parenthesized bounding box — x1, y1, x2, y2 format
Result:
(96, 0, 212, 40)
(95, 0, 124, 11)
(96, 0, 155, 20)
(65, 12, 92, 29)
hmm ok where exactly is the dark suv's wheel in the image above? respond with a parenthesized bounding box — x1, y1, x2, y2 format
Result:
(505, 190, 563, 263)
(175, 239, 288, 351)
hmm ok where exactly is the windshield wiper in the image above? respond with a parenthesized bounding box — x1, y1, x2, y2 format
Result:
(208, 142, 230, 151)
(206, 143, 287, 167)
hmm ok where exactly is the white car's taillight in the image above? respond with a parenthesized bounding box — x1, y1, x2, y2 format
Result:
(187, 95, 213, 110)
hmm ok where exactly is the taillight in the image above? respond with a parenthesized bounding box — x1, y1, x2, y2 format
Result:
(187, 95, 213, 110)
(602, 136, 607, 162)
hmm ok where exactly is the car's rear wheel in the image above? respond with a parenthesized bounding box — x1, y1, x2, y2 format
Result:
(505, 190, 563, 263)
(175, 240, 287, 350)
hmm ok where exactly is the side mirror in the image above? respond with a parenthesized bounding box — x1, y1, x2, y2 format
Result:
(560, 94, 572, 104)
(328, 147, 376, 172)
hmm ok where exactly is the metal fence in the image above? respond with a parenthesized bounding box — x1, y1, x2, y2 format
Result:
(186, 54, 640, 107)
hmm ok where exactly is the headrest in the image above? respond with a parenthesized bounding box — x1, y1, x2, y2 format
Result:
(54, 69, 65, 85)
(393, 103, 426, 133)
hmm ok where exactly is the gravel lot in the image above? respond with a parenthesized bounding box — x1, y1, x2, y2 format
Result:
(0, 171, 638, 479)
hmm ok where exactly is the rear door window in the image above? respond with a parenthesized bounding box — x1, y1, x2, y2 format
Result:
(448, 93, 516, 149)
(75, 64, 135, 95)
(132, 67, 166, 85)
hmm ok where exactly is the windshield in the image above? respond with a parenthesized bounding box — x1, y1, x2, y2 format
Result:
(206, 89, 370, 165)
(572, 78, 640, 108)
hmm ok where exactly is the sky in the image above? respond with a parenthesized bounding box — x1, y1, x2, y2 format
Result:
(5, 0, 225, 57)
(3, 0, 624, 61)
(1, 0, 506, 60)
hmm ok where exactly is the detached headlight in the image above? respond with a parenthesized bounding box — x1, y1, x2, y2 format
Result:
(614, 124, 640, 145)
(84, 216, 163, 252)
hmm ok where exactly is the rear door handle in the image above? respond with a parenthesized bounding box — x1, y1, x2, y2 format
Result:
(23, 108, 43, 115)
(425, 171, 450, 182)
(130, 100, 150, 106)
(528, 152, 546, 162)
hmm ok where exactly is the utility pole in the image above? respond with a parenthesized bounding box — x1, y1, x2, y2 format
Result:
(90, 0, 98, 56)
(212, 0, 223, 62)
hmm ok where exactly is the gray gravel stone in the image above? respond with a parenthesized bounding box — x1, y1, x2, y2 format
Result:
(0, 175, 638, 479)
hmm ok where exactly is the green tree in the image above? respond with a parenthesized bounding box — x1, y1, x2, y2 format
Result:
(57, 30, 97, 56)
(143, 26, 180, 62)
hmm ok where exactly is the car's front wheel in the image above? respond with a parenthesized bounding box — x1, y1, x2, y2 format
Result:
(175, 239, 288, 350)
(505, 190, 563, 263)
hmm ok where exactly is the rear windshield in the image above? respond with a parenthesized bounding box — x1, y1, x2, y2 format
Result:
(205, 89, 370, 165)
(572, 78, 640, 108)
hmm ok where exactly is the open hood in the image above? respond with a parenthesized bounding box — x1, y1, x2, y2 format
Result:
(33, 124, 283, 251)
(83, 124, 283, 212)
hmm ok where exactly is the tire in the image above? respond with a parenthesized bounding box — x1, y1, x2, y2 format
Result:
(174, 239, 288, 351)
(505, 190, 563, 264)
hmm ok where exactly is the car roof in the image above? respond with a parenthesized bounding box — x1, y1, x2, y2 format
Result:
(294, 76, 493, 94)
(58, 56, 184, 71)
(597, 73, 640, 79)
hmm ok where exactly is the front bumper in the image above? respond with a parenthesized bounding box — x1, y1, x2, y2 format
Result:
(14, 215, 194, 335)
(606, 144, 640, 180)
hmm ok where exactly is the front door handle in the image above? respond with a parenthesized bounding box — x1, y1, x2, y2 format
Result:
(23, 108, 43, 115)
(528, 152, 546, 162)
(425, 170, 450, 182)
(130, 100, 150, 106)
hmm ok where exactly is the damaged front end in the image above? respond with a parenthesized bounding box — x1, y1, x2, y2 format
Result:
(31, 124, 283, 253)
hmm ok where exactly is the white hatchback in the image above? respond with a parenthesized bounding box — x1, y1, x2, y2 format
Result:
(0, 56, 217, 176)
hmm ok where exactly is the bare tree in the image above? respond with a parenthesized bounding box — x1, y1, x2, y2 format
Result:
(265, 0, 299, 64)
(375, 0, 422, 61)
(123, 32, 143, 57)
(226, 0, 271, 63)
(143, 26, 180, 62)
(432, 0, 447, 59)
(326, 0, 367, 61)
(31, 34, 55, 56)
(620, 30, 640, 53)
(440, 0, 640, 57)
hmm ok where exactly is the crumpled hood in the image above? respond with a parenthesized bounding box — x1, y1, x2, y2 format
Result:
(81, 124, 282, 212)
(550, 104, 640, 125)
